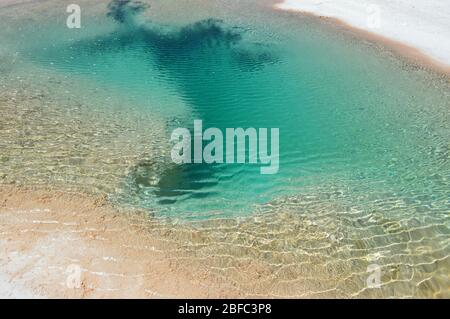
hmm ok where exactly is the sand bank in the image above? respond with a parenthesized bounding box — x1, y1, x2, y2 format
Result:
(275, 0, 450, 71)
(0, 186, 243, 298)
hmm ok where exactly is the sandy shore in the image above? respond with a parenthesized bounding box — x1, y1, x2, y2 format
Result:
(0, 186, 244, 298)
(275, 0, 450, 71)
(1, 186, 355, 299)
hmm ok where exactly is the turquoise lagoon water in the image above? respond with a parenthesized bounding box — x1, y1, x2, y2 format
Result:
(6, 0, 447, 220)
(0, 0, 449, 297)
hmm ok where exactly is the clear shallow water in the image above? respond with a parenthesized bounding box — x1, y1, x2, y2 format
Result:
(0, 0, 449, 297)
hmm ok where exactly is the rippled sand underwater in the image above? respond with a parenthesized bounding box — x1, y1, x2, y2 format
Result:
(0, 0, 449, 298)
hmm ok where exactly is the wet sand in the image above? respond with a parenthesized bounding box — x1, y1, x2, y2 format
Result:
(0, 186, 244, 298)
(2, 185, 448, 298)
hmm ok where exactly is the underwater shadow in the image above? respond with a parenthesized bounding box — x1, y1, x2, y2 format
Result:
(33, 0, 280, 207)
